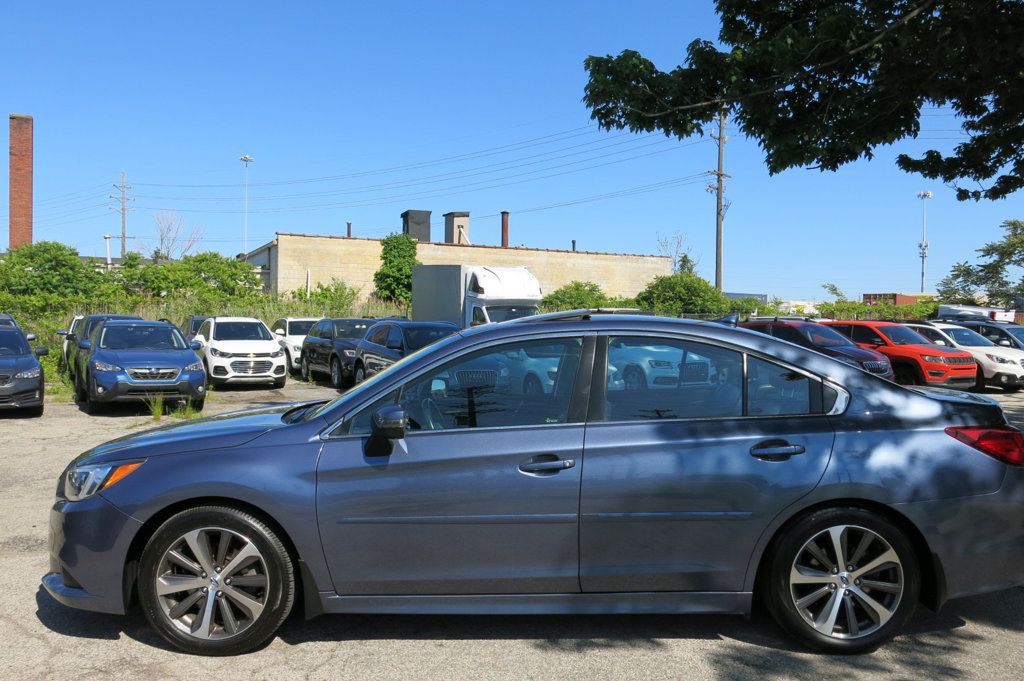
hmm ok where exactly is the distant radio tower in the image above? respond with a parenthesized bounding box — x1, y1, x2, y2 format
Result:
(917, 191, 933, 293)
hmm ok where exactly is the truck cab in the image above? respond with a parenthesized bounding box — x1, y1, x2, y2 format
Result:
(412, 265, 542, 328)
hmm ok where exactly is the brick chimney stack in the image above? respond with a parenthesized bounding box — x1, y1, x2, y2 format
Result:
(8, 113, 33, 249)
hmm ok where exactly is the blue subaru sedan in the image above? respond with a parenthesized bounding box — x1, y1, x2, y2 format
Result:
(42, 312, 1024, 655)
(75, 319, 207, 413)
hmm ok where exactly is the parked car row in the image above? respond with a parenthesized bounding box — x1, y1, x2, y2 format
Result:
(741, 317, 1024, 392)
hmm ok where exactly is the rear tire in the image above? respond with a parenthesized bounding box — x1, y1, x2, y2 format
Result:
(137, 505, 295, 656)
(763, 507, 919, 654)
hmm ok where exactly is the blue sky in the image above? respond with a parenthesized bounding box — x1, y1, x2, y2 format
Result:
(2, 0, 1021, 300)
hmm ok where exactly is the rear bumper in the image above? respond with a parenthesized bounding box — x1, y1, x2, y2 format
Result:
(42, 494, 142, 615)
(897, 466, 1024, 603)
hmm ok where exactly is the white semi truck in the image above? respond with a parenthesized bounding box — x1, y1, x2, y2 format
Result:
(411, 265, 542, 328)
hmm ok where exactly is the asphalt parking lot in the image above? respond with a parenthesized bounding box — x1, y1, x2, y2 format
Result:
(1, 381, 1022, 680)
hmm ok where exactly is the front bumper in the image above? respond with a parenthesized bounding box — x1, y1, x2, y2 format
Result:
(207, 354, 287, 383)
(985, 371, 1024, 387)
(42, 493, 143, 615)
(92, 370, 206, 403)
(923, 372, 977, 389)
(898, 465, 1024, 603)
(0, 376, 44, 408)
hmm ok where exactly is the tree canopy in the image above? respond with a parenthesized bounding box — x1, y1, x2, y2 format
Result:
(635, 273, 730, 316)
(937, 219, 1024, 306)
(373, 233, 420, 303)
(584, 1, 1024, 200)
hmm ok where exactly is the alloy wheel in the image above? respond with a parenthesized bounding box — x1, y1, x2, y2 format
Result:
(331, 359, 341, 387)
(789, 524, 903, 640)
(154, 527, 269, 641)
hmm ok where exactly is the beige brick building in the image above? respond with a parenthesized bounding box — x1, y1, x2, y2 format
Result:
(245, 231, 671, 302)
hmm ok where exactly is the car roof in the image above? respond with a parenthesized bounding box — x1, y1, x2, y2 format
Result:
(825, 319, 899, 327)
(99, 319, 175, 327)
(282, 317, 320, 322)
(85, 313, 141, 321)
(211, 316, 264, 323)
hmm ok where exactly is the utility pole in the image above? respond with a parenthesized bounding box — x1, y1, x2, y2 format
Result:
(240, 155, 254, 255)
(110, 171, 133, 258)
(917, 190, 933, 293)
(708, 110, 729, 292)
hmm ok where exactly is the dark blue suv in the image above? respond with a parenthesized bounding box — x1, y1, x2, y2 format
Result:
(41, 311, 1024, 656)
(75, 319, 207, 413)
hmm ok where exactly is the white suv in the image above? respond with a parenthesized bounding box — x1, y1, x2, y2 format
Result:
(270, 317, 320, 372)
(905, 321, 1024, 391)
(194, 316, 288, 387)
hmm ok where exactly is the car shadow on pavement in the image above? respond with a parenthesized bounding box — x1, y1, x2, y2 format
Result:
(33, 587, 176, 652)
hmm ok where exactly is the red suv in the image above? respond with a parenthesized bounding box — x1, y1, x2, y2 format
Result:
(822, 320, 976, 388)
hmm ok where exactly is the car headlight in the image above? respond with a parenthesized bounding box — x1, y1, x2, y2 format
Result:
(648, 360, 674, 369)
(184, 361, 204, 372)
(14, 367, 41, 379)
(270, 350, 284, 358)
(64, 461, 144, 501)
(209, 347, 229, 358)
(921, 355, 947, 364)
(342, 349, 357, 358)
(985, 354, 1014, 365)
(92, 360, 121, 372)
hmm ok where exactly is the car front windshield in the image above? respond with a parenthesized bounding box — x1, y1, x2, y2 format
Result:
(404, 325, 457, 350)
(800, 324, 854, 348)
(334, 321, 371, 339)
(946, 327, 994, 347)
(100, 325, 186, 350)
(486, 305, 539, 322)
(287, 320, 316, 336)
(878, 326, 929, 345)
(304, 331, 464, 421)
(0, 330, 30, 356)
(213, 322, 273, 341)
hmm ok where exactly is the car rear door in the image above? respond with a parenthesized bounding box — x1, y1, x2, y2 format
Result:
(316, 334, 592, 595)
(579, 333, 835, 593)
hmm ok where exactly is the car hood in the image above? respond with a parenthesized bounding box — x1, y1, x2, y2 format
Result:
(0, 354, 37, 373)
(961, 345, 1024, 362)
(95, 348, 198, 367)
(209, 339, 281, 354)
(74, 403, 300, 465)
(825, 345, 887, 363)
(903, 343, 972, 358)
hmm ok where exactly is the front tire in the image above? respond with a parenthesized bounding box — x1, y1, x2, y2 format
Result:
(137, 506, 295, 656)
(272, 375, 287, 389)
(330, 358, 343, 389)
(354, 363, 365, 385)
(763, 507, 919, 654)
(300, 355, 311, 382)
(894, 366, 918, 386)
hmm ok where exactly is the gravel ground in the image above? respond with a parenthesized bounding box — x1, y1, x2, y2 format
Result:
(1, 380, 1022, 680)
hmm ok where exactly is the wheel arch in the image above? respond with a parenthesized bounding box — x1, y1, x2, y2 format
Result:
(891, 358, 924, 383)
(751, 497, 945, 612)
(122, 496, 318, 618)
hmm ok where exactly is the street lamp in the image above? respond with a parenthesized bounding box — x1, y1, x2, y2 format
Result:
(240, 155, 254, 255)
(917, 190, 933, 293)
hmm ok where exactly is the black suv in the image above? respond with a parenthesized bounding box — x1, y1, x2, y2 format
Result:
(300, 318, 376, 388)
(352, 320, 458, 383)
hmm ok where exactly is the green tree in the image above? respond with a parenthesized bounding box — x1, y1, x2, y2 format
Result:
(0, 241, 99, 296)
(540, 281, 609, 312)
(303, 278, 360, 313)
(635, 273, 730, 317)
(584, 1, 1024, 200)
(373, 233, 419, 303)
(936, 219, 1024, 306)
(821, 282, 849, 302)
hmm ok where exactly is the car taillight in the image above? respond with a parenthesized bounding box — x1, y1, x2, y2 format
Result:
(945, 426, 1024, 466)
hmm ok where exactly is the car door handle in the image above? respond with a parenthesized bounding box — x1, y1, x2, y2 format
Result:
(519, 458, 576, 474)
(750, 441, 805, 461)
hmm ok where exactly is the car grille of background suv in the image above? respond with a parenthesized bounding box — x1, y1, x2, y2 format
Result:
(944, 356, 976, 365)
(231, 360, 273, 375)
(127, 367, 179, 381)
(862, 362, 889, 374)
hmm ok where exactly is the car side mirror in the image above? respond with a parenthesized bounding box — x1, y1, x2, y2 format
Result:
(56, 329, 68, 336)
(275, 329, 285, 336)
(65, 333, 77, 343)
(35, 347, 49, 356)
(190, 340, 202, 351)
(78, 339, 92, 350)
(194, 335, 205, 344)
(25, 333, 36, 341)
(430, 378, 448, 394)
(371, 405, 407, 441)
(999, 339, 1011, 347)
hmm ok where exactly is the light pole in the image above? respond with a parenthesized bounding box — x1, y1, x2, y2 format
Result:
(917, 190, 933, 293)
(240, 155, 254, 255)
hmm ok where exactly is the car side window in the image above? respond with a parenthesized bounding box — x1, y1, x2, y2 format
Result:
(387, 326, 404, 350)
(472, 307, 487, 325)
(828, 324, 852, 338)
(342, 338, 584, 435)
(368, 326, 388, 346)
(272, 319, 285, 334)
(320, 321, 335, 340)
(602, 337, 742, 421)
(915, 327, 947, 345)
(851, 326, 885, 345)
(198, 320, 211, 340)
(747, 356, 812, 416)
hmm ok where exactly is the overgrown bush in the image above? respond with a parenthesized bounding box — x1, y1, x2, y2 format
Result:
(373, 233, 419, 303)
(540, 281, 609, 311)
(635, 273, 730, 317)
